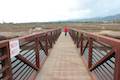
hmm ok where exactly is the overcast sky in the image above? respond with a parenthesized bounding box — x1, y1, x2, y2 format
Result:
(0, 0, 120, 23)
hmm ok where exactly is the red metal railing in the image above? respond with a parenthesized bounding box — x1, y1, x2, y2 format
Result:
(0, 28, 61, 80)
(69, 28, 120, 80)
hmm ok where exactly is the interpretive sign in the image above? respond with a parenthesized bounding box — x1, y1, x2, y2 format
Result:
(9, 40, 20, 58)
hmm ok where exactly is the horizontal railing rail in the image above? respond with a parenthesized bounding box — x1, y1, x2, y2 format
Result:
(69, 28, 120, 80)
(0, 28, 61, 80)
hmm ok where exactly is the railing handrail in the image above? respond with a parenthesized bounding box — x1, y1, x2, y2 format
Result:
(0, 28, 61, 44)
(71, 28, 120, 47)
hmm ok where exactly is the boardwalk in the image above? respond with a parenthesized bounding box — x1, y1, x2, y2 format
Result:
(35, 32, 92, 80)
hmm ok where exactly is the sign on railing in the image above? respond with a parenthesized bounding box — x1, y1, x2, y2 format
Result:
(9, 39, 20, 58)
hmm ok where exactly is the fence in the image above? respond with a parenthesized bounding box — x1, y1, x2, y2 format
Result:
(0, 28, 61, 80)
(69, 28, 120, 80)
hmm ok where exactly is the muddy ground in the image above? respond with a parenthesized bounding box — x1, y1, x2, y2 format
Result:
(0, 22, 120, 40)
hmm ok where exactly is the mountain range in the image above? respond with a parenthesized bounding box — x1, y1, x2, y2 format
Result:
(66, 14, 120, 23)
(80, 14, 120, 22)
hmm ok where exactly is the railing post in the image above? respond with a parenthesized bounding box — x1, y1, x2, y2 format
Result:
(45, 33, 48, 56)
(74, 32, 76, 43)
(80, 33, 83, 56)
(55, 31, 57, 41)
(88, 38, 93, 68)
(55, 30, 57, 39)
(71, 30, 73, 40)
(56, 30, 58, 39)
(50, 32, 53, 48)
(2, 43, 13, 80)
(73, 31, 76, 44)
(53, 32, 55, 44)
(114, 47, 120, 80)
(35, 37, 40, 68)
(76, 32, 79, 48)
(75, 32, 77, 44)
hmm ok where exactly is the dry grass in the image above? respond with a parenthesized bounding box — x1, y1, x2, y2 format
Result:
(0, 22, 120, 40)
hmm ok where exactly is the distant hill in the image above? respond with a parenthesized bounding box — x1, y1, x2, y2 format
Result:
(95, 14, 120, 22)
(69, 14, 120, 23)
(102, 14, 120, 21)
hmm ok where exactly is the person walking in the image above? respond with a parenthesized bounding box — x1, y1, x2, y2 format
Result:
(64, 27, 68, 36)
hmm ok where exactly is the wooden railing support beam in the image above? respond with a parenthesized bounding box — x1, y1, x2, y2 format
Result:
(80, 34, 83, 56)
(88, 38, 93, 68)
(90, 50, 115, 71)
(45, 33, 48, 56)
(16, 54, 39, 71)
(35, 37, 40, 68)
(114, 47, 120, 80)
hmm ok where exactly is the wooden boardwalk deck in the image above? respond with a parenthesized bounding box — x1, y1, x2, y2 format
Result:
(35, 32, 92, 80)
